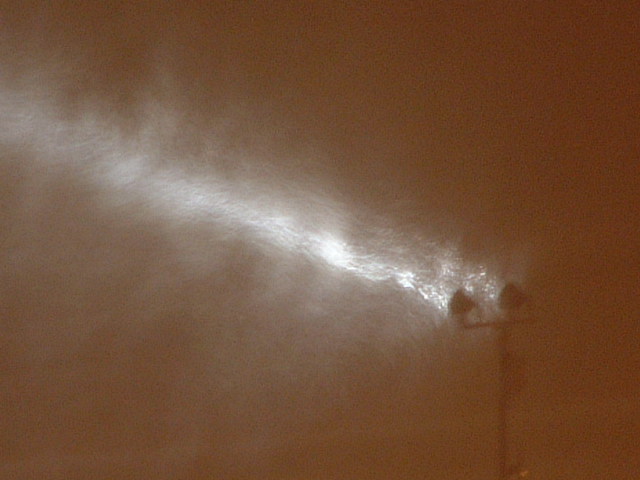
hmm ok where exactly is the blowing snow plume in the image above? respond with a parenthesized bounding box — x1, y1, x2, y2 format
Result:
(0, 12, 524, 479)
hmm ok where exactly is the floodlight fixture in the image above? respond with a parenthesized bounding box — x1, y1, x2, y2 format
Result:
(449, 288, 477, 317)
(498, 282, 528, 312)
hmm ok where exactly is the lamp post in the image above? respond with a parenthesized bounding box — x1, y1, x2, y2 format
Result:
(449, 283, 531, 480)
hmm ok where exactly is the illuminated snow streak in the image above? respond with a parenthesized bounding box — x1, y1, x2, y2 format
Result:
(89, 155, 501, 316)
(0, 91, 501, 319)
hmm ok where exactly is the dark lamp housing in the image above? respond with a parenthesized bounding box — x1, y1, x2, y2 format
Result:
(498, 283, 528, 312)
(449, 289, 477, 317)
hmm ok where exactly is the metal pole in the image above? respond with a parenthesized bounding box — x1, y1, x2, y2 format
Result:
(497, 325, 509, 480)
(450, 284, 530, 480)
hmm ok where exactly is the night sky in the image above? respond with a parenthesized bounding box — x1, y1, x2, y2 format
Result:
(1, 2, 639, 479)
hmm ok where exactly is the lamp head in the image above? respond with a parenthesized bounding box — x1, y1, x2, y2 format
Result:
(498, 282, 528, 312)
(449, 288, 477, 317)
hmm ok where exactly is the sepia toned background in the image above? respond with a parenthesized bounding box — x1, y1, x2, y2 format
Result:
(1, 2, 639, 478)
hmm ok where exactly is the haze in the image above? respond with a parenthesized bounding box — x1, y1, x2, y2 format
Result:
(1, 2, 638, 479)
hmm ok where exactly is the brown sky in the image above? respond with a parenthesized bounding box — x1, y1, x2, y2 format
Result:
(1, 2, 639, 479)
